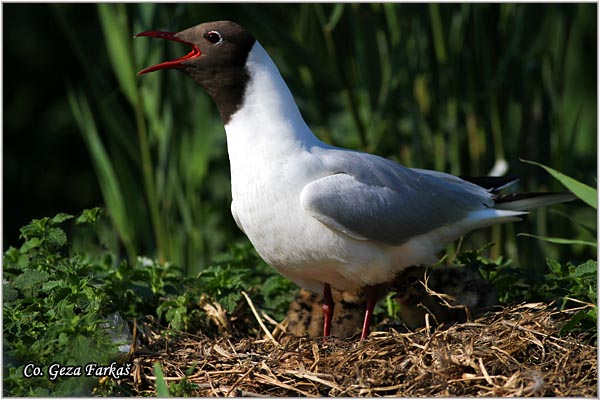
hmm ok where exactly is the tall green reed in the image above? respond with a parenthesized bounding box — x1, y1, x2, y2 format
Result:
(59, 4, 232, 273)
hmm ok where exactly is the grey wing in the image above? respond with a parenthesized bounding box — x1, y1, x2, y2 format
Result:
(300, 149, 494, 245)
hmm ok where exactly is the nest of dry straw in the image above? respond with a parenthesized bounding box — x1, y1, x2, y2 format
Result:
(119, 301, 595, 397)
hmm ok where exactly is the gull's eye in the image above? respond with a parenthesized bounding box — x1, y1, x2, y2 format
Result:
(205, 31, 223, 45)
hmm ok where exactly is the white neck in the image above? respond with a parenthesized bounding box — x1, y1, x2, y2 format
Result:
(224, 41, 323, 157)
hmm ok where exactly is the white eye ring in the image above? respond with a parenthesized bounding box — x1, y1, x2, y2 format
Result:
(205, 31, 223, 45)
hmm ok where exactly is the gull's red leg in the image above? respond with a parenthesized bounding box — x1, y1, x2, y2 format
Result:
(360, 286, 378, 340)
(322, 283, 334, 338)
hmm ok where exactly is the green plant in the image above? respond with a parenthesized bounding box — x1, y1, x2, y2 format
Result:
(543, 259, 596, 304)
(516, 161, 597, 339)
(2, 209, 296, 395)
(424, 244, 597, 340)
(150, 362, 199, 397)
(209, 242, 297, 321)
(154, 241, 296, 333)
(3, 210, 117, 396)
(518, 160, 597, 250)
(154, 263, 248, 333)
(450, 245, 529, 304)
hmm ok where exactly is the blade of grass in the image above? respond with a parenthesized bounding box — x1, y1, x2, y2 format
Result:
(98, 4, 137, 105)
(99, 4, 168, 262)
(518, 233, 597, 248)
(429, 3, 447, 64)
(67, 90, 137, 260)
(153, 362, 170, 397)
(549, 209, 597, 237)
(521, 159, 597, 209)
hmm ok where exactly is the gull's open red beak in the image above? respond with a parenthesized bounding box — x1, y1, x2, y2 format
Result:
(134, 30, 201, 75)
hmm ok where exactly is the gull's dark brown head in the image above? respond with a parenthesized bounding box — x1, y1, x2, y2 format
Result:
(135, 20, 256, 124)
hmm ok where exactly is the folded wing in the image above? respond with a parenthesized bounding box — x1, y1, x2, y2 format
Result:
(300, 149, 497, 245)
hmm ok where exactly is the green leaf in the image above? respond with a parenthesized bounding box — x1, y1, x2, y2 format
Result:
(571, 260, 597, 278)
(325, 4, 345, 31)
(20, 218, 48, 240)
(50, 213, 73, 225)
(17, 254, 30, 270)
(41, 280, 65, 292)
(76, 208, 102, 225)
(154, 362, 170, 397)
(521, 159, 597, 209)
(586, 307, 596, 321)
(546, 258, 564, 275)
(70, 333, 110, 365)
(12, 270, 50, 297)
(559, 309, 587, 335)
(548, 208, 597, 237)
(3, 284, 19, 303)
(4, 246, 19, 264)
(98, 4, 137, 105)
(518, 233, 597, 248)
(165, 305, 187, 331)
(19, 237, 42, 253)
(47, 227, 68, 248)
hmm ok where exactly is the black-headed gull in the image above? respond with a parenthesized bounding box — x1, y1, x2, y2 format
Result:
(136, 21, 574, 340)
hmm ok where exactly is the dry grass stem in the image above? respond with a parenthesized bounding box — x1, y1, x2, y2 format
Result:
(241, 290, 280, 347)
(121, 302, 595, 396)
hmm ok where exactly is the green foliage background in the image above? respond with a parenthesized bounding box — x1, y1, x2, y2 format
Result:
(5, 3, 597, 274)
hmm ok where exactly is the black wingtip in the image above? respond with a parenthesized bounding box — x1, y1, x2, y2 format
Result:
(460, 175, 519, 192)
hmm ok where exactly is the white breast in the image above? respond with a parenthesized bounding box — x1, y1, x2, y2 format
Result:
(221, 42, 457, 294)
